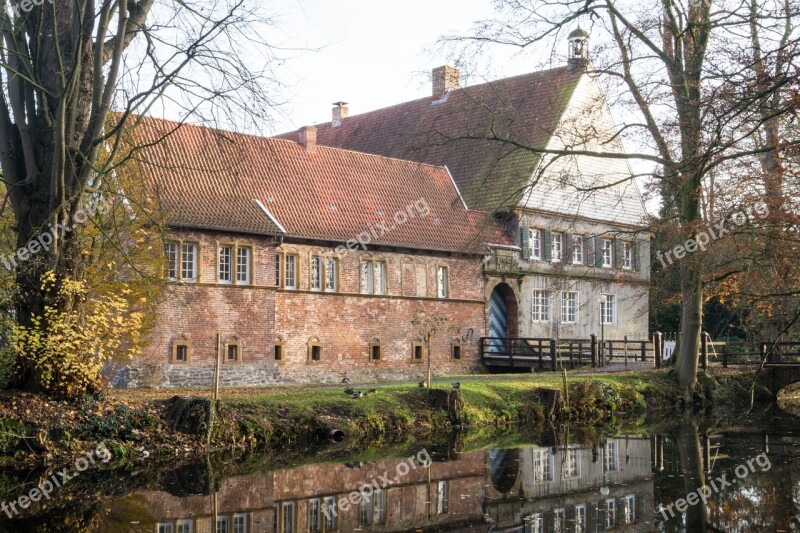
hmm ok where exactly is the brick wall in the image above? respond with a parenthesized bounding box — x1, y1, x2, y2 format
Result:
(113, 232, 487, 388)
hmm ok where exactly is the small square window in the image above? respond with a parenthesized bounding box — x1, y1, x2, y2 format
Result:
(451, 344, 462, 360)
(308, 343, 322, 363)
(224, 342, 241, 364)
(412, 342, 424, 362)
(172, 341, 191, 364)
(370, 343, 382, 362)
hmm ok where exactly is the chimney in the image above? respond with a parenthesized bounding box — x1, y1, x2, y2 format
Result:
(432, 66, 460, 98)
(332, 101, 349, 127)
(299, 125, 317, 152)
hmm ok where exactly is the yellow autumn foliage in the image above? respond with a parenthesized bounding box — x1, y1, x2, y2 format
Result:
(11, 271, 144, 399)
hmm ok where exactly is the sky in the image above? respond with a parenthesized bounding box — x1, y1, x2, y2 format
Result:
(267, 0, 541, 134)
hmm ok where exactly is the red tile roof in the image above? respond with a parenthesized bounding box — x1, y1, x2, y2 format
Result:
(130, 116, 511, 253)
(277, 66, 583, 211)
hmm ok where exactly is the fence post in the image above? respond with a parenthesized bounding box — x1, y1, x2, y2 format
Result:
(654, 332, 662, 369)
(640, 340, 646, 362)
(723, 344, 728, 368)
(550, 338, 557, 370)
(701, 331, 708, 370)
(624, 335, 629, 367)
(591, 334, 598, 368)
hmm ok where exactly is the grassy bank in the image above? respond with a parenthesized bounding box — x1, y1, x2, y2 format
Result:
(0, 368, 770, 465)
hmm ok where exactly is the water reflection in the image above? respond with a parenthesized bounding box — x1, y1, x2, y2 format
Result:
(5, 409, 800, 531)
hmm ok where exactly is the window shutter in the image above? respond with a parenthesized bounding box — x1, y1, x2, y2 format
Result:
(587, 237, 595, 267)
(615, 237, 623, 269)
(565, 233, 573, 262)
(595, 237, 604, 267)
(544, 230, 553, 262)
(635, 238, 647, 271)
(521, 227, 531, 260)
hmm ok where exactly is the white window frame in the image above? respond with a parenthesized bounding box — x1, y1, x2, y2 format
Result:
(601, 294, 617, 325)
(561, 291, 579, 324)
(284, 254, 298, 290)
(177, 519, 194, 533)
(602, 239, 613, 268)
(605, 440, 619, 471)
(361, 260, 387, 295)
(236, 247, 252, 285)
(605, 498, 617, 529)
(275, 254, 282, 288)
(575, 505, 587, 533)
(622, 241, 633, 270)
(218, 245, 233, 284)
(552, 232, 563, 262)
(437, 266, 449, 299)
(165, 242, 179, 281)
(532, 448, 554, 482)
(181, 242, 198, 282)
(530, 228, 542, 260)
(624, 494, 637, 524)
(572, 235, 584, 265)
(310, 256, 322, 291)
(325, 257, 338, 292)
(553, 508, 566, 533)
(532, 289, 551, 323)
(564, 447, 581, 478)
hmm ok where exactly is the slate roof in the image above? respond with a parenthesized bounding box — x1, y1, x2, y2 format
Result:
(130, 116, 510, 253)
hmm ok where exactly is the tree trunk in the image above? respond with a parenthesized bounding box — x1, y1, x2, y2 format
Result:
(678, 262, 703, 396)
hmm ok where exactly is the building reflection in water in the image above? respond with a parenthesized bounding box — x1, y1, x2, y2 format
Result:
(133, 435, 655, 532)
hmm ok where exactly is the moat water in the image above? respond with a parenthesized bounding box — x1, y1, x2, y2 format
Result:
(1, 406, 799, 532)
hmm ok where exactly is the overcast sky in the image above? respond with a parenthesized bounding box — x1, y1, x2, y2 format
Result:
(268, 0, 551, 134)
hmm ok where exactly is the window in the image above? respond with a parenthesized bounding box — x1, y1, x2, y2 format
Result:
(552, 232, 563, 262)
(532, 289, 551, 322)
(308, 499, 321, 533)
(572, 235, 584, 264)
(275, 254, 282, 287)
(237, 247, 251, 284)
(284, 255, 298, 289)
(437, 481, 449, 514)
(165, 242, 179, 281)
(274, 343, 284, 364)
(601, 294, 617, 325)
(177, 520, 194, 533)
(553, 508, 566, 533)
(437, 266, 449, 298)
(325, 257, 338, 292)
(360, 490, 386, 526)
(412, 342, 424, 362)
(219, 245, 233, 284)
(575, 505, 587, 533)
(605, 498, 617, 529)
(525, 514, 544, 533)
(602, 239, 613, 268)
(605, 440, 619, 471)
(359, 498, 372, 526)
(233, 514, 247, 533)
(565, 448, 580, 478)
(311, 256, 322, 291)
(282, 502, 295, 533)
(172, 341, 191, 364)
(622, 241, 633, 270)
(361, 260, 386, 295)
(451, 343, 462, 360)
(369, 341, 382, 362)
(323, 496, 337, 531)
(308, 343, 322, 363)
(225, 342, 241, 364)
(532, 448, 553, 482)
(530, 229, 542, 260)
(157, 524, 174, 533)
(624, 494, 637, 524)
(216, 516, 229, 533)
(165, 241, 198, 282)
(561, 291, 578, 324)
(181, 243, 198, 281)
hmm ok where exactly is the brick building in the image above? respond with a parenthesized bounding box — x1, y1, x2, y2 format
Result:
(112, 117, 507, 388)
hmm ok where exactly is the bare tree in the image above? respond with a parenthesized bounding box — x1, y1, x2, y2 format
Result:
(0, 0, 282, 395)
(443, 0, 800, 396)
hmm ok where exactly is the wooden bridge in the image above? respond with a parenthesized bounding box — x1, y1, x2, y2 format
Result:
(479, 336, 657, 371)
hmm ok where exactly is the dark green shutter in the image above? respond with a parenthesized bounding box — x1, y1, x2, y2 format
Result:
(587, 236, 595, 267)
(565, 233, 573, 263)
(615, 237, 623, 269)
(521, 227, 531, 260)
(544, 230, 553, 262)
(595, 237, 604, 267)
